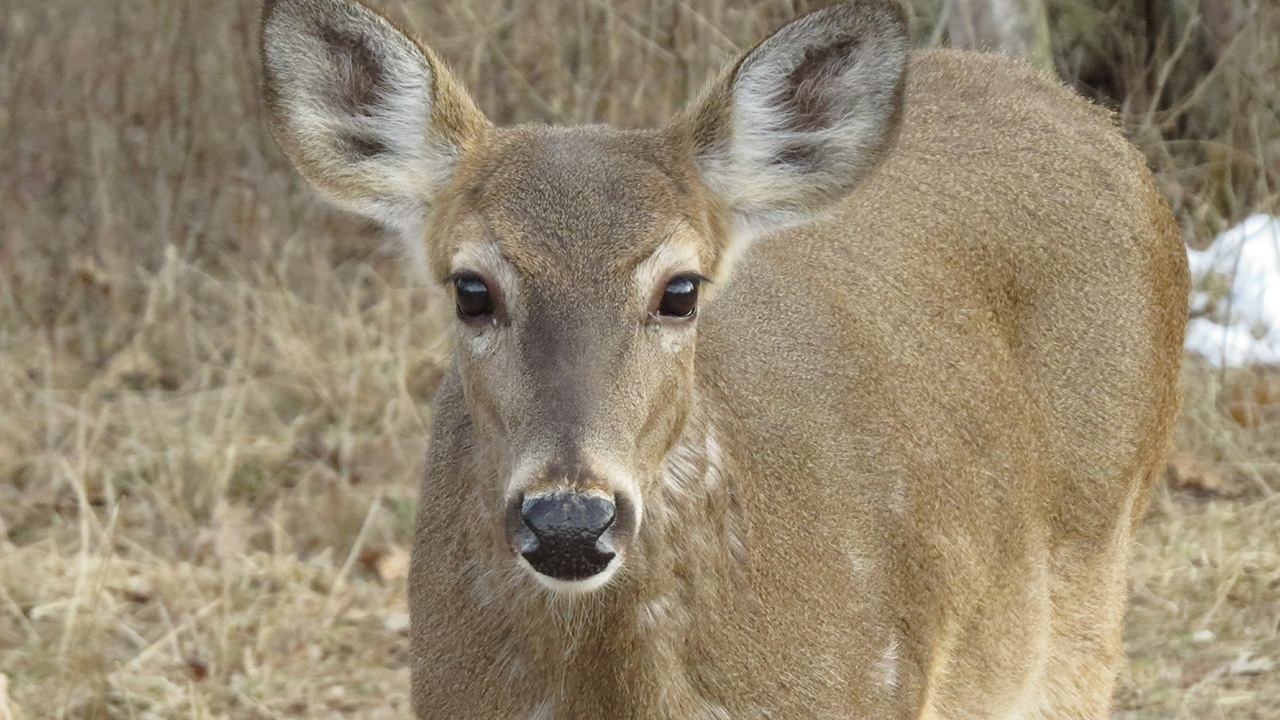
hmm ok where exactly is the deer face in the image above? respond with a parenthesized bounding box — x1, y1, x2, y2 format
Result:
(432, 127, 717, 591)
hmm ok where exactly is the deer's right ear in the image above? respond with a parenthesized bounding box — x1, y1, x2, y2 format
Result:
(261, 0, 489, 240)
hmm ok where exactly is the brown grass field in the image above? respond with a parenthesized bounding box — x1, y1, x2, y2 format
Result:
(1, 0, 1278, 717)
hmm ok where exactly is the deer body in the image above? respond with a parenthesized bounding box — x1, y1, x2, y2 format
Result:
(261, 2, 1188, 718)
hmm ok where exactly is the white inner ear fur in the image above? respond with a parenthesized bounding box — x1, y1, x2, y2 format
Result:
(263, 0, 463, 277)
(696, 5, 907, 249)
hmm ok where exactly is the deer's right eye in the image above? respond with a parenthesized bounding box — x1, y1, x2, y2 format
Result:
(654, 274, 703, 320)
(452, 274, 496, 321)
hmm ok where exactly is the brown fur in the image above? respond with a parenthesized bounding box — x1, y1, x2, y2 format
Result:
(261, 1, 1189, 717)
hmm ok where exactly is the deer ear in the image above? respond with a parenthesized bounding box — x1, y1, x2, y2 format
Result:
(677, 0, 908, 277)
(261, 0, 489, 262)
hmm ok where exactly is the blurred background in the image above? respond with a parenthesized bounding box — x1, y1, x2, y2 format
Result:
(1, 0, 1277, 718)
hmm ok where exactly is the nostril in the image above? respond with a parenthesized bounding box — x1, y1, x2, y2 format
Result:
(516, 491, 618, 581)
(521, 491, 615, 542)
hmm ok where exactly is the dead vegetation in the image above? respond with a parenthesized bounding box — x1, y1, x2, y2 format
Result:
(0, 0, 1277, 718)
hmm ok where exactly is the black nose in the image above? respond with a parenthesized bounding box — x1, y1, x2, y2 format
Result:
(513, 492, 617, 580)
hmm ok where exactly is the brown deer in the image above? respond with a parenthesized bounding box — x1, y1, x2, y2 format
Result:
(260, 0, 1189, 717)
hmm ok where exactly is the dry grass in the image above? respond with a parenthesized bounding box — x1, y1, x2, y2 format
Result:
(1, 0, 1278, 718)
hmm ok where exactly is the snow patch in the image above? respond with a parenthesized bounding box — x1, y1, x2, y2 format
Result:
(1185, 214, 1280, 367)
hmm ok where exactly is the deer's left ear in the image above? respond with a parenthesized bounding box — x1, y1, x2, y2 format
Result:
(673, 0, 908, 278)
(261, 0, 489, 250)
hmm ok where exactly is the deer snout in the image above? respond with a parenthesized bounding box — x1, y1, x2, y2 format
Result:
(506, 490, 633, 588)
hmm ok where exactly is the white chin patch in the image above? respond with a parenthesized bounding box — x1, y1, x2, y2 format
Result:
(516, 555, 621, 595)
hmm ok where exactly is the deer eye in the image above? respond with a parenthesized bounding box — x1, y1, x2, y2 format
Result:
(655, 274, 702, 319)
(452, 273, 496, 321)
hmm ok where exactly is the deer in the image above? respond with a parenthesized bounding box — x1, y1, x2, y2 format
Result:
(260, 0, 1189, 717)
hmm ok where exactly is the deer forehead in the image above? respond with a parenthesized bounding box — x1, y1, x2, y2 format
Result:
(431, 126, 719, 285)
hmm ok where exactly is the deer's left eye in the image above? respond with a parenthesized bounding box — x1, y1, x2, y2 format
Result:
(654, 274, 702, 319)
(452, 274, 496, 321)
